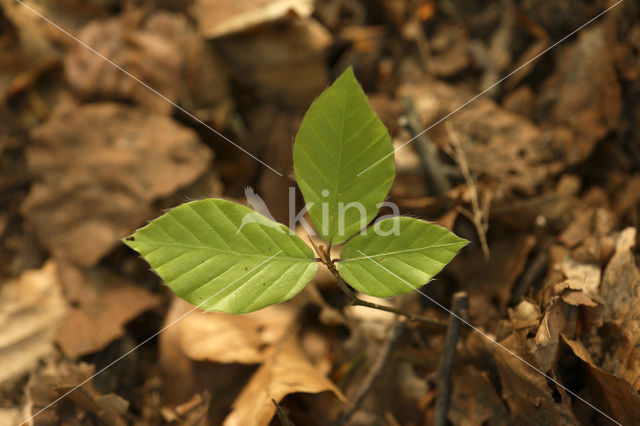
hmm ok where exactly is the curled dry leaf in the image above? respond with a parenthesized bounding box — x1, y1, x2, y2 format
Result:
(530, 299, 573, 372)
(558, 258, 601, 299)
(493, 335, 579, 425)
(191, 0, 315, 38)
(552, 258, 604, 330)
(178, 299, 296, 364)
(0, 261, 67, 385)
(159, 298, 261, 419)
(223, 333, 346, 426)
(562, 336, 640, 425)
(160, 298, 343, 425)
(22, 103, 212, 267)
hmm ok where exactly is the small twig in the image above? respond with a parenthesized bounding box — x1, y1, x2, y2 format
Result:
(272, 399, 295, 426)
(335, 320, 404, 425)
(445, 123, 491, 260)
(510, 249, 548, 305)
(434, 292, 469, 426)
(307, 233, 445, 328)
(401, 96, 452, 197)
(326, 260, 446, 329)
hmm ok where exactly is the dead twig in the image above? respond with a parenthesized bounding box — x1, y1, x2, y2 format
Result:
(334, 320, 404, 425)
(510, 249, 548, 304)
(434, 291, 469, 426)
(272, 399, 295, 426)
(444, 123, 491, 260)
(401, 95, 452, 197)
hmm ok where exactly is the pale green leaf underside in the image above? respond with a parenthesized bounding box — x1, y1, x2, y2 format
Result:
(293, 67, 395, 245)
(123, 199, 317, 314)
(338, 217, 468, 298)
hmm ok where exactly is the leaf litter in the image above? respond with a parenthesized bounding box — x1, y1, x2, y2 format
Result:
(1, 0, 640, 424)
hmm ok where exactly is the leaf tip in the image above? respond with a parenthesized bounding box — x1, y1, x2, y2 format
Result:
(337, 65, 357, 84)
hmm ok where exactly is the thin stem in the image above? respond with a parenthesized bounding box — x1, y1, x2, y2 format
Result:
(434, 291, 469, 426)
(326, 258, 446, 329)
(272, 399, 295, 426)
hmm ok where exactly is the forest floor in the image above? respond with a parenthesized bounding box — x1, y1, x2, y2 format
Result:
(1, 0, 640, 425)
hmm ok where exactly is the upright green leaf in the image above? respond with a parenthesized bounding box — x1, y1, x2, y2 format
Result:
(338, 217, 467, 297)
(293, 67, 395, 245)
(124, 199, 318, 314)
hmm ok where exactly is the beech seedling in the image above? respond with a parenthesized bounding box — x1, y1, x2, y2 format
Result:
(124, 68, 467, 314)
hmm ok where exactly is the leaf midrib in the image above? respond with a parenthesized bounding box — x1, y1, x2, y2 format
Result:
(138, 241, 317, 262)
(328, 87, 349, 243)
(339, 242, 466, 262)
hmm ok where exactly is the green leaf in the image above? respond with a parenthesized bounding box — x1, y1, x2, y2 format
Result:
(337, 217, 467, 298)
(123, 199, 318, 314)
(293, 67, 395, 245)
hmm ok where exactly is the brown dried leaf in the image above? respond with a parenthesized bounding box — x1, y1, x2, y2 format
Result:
(558, 258, 601, 299)
(55, 280, 160, 358)
(0, 261, 67, 385)
(191, 0, 315, 38)
(537, 22, 621, 165)
(563, 336, 640, 425)
(27, 361, 129, 426)
(216, 18, 331, 108)
(490, 174, 580, 232)
(600, 227, 640, 390)
(223, 333, 346, 426)
(428, 24, 470, 77)
(494, 335, 579, 425)
(449, 365, 508, 426)
(65, 11, 231, 119)
(546, 259, 604, 332)
(400, 82, 559, 196)
(0, 0, 57, 102)
(450, 235, 536, 313)
(159, 298, 257, 422)
(559, 290, 599, 308)
(178, 299, 295, 364)
(530, 299, 574, 372)
(22, 103, 212, 267)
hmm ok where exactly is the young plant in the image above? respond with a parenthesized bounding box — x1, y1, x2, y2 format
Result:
(123, 68, 467, 316)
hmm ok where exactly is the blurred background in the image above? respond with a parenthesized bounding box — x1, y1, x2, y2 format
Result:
(1, 0, 639, 424)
